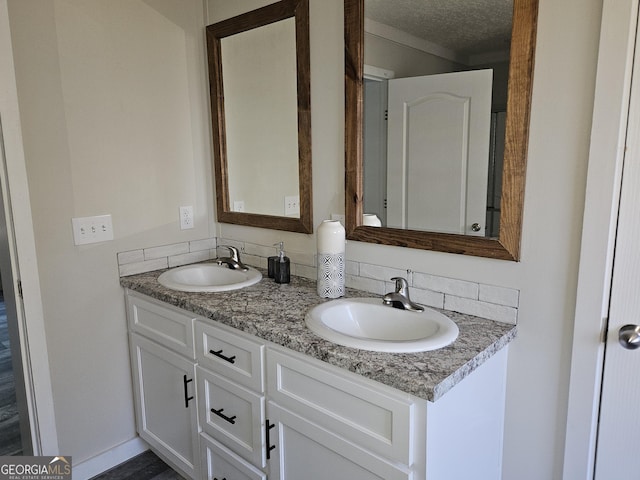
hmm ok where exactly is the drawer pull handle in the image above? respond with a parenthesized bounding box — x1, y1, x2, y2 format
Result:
(182, 375, 194, 408)
(266, 419, 276, 460)
(213, 478, 227, 480)
(211, 407, 236, 424)
(210, 349, 236, 364)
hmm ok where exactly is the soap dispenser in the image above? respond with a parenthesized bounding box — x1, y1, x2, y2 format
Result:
(268, 242, 282, 278)
(274, 242, 290, 284)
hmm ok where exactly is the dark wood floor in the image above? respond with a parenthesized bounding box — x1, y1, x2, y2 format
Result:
(0, 296, 22, 456)
(90, 451, 184, 480)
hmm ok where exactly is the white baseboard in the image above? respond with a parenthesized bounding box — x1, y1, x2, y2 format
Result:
(72, 437, 149, 480)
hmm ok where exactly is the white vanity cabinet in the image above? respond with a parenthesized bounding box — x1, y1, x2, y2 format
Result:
(126, 292, 200, 480)
(125, 291, 508, 480)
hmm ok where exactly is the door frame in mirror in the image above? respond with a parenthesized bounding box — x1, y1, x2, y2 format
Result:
(207, 0, 313, 233)
(345, 0, 538, 260)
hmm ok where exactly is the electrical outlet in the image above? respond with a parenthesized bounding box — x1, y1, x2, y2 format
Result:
(233, 200, 245, 212)
(284, 195, 300, 216)
(180, 206, 194, 230)
(71, 214, 114, 245)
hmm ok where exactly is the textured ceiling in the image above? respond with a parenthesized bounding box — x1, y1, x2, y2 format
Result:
(365, 0, 513, 58)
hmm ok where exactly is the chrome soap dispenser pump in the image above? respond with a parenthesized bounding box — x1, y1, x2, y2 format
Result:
(274, 241, 290, 284)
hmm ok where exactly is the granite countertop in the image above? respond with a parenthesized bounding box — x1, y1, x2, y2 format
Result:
(120, 267, 516, 402)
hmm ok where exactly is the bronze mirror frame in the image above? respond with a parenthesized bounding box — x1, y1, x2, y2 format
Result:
(207, 0, 313, 234)
(344, 0, 538, 260)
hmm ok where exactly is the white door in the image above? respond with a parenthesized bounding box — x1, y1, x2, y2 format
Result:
(595, 15, 640, 476)
(386, 70, 492, 235)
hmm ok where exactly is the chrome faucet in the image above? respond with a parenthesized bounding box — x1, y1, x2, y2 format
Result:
(215, 245, 249, 271)
(383, 277, 424, 312)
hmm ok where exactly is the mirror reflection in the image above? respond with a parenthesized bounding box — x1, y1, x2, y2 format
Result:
(345, 0, 538, 260)
(222, 18, 300, 218)
(362, 0, 513, 237)
(207, 0, 313, 234)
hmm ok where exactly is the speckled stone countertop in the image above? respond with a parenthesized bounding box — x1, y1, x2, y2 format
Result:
(120, 267, 516, 402)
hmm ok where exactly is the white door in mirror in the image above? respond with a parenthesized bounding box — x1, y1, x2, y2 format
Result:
(386, 70, 492, 236)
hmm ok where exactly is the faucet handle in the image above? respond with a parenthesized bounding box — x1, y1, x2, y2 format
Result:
(219, 245, 240, 261)
(390, 277, 409, 294)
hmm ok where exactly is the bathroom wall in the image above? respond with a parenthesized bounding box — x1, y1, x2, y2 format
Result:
(4, 0, 602, 479)
(7, 0, 213, 465)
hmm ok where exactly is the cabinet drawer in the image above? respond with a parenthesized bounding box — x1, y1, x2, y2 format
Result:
(195, 320, 265, 392)
(127, 292, 196, 359)
(197, 366, 266, 468)
(267, 347, 415, 466)
(200, 433, 266, 480)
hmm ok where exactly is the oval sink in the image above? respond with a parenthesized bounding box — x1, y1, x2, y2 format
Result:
(158, 263, 262, 293)
(305, 297, 458, 353)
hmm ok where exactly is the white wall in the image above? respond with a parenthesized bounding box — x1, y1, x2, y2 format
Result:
(5, 0, 602, 478)
(7, 0, 213, 464)
(364, 33, 462, 78)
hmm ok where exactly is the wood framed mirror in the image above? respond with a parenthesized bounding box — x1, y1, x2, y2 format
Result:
(207, 0, 312, 233)
(345, 0, 538, 260)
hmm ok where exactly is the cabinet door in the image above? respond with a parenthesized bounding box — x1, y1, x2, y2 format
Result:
(130, 333, 199, 479)
(267, 403, 411, 480)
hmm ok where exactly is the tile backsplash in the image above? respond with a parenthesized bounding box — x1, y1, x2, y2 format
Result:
(117, 238, 217, 276)
(118, 236, 519, 324)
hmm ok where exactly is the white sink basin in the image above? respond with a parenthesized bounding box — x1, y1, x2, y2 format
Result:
(157, 263, 262, 292)
(305, 297, 458, 353)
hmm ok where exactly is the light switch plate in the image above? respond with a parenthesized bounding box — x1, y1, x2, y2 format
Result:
(72, 215, 114, 245)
